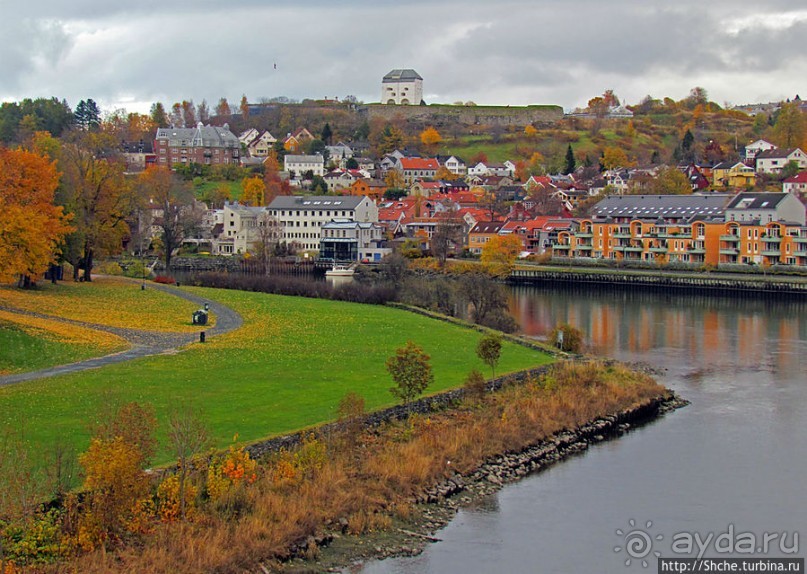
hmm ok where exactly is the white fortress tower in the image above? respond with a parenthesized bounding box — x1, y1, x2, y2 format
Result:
(381, 69, 423, 105)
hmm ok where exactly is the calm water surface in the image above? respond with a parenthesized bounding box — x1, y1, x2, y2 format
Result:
(362, 285, 807, 574)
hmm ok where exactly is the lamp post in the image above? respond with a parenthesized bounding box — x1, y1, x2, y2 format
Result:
(139, 209, 146, 290)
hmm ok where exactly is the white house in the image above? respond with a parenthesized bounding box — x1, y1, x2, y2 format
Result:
(213, 202, 266, 255)
(326, 142, 354, 167)
(320, 219, 390, 262)
(266, 195, 378, 253)
(238, 128, 260, 147)
(725, 192, 806, 226)
(783, 172, 807, 196)
(755, 148, 807, 174)
(381, 69, 423, 105)
(744, 139, 777, 161)
(284, 154, 325, 179)
(438, 155, 467, 176)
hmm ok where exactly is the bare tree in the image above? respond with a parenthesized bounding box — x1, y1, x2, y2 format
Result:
(167, 406, 210, 520)
(250, 211, 283, 272)
(431, 209, 464, 266)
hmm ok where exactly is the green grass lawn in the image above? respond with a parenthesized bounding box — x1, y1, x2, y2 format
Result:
(0, 321, 122, 375)
(0, 286, 553, 471)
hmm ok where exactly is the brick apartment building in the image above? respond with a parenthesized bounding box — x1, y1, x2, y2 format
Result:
(154, 122, 240, 167)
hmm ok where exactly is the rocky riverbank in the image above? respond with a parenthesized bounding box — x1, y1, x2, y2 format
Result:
(277, 391, 688, 573)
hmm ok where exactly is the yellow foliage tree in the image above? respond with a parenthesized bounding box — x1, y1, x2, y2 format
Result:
(241, 176, 266, 206)
(601, 146, 630, 170)
(0, 147, 73, 285)
(434, 166, 455, 180)
(419, 127, 442, 152)
(480, 234, 522, 268)
(524, 125, 538, 138)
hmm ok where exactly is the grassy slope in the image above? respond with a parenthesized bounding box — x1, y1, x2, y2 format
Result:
(0, 319, 125, 375)
(0, 286, 552, 468)
(0, 277, 202, 332)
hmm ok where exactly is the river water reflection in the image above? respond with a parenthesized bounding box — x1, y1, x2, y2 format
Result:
(361, 285, 807, 574)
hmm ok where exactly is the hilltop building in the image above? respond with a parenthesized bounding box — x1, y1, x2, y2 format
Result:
(382, 69, 423, 105)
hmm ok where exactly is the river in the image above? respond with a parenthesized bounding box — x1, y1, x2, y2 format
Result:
(361, 284, 807, 573)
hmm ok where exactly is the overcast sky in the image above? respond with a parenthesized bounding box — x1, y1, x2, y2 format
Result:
(2, 1, 806, 115)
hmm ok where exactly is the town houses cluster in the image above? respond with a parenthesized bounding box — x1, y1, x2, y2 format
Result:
(148, 119, 807, 268)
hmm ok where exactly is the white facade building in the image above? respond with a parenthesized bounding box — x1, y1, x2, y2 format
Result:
(284, 154, 325, 178)
(381, 69, 423, 105)
(267, 195, 378, 253)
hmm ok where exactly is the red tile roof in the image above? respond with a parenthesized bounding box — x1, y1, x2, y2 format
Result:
(399, 157, 440, 170)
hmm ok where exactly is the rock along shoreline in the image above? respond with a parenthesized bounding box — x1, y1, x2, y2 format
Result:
(278, 390, 689, 573)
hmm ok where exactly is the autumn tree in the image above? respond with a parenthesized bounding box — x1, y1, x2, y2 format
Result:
(0, 147, 73, 286)
(648, 167, 691, 195)
(386, 341, 434, 405)
(59, 131, 132, 281)
(384, 168, 405, 191)
(476, 333, 502, 378)
(241, 176, 266, 206)
(0, 428, 47, 569)
(137, 166, 200, 271)
(419, 126, 442, 154)
(470, 151, 488, 165)
(181, 100, 196, 128)
(79, 402, 156, 548)
(524, 124, 538, 139)
(601, 146, 630, 170)
(434, 165, 455, 181)
(773, 102, 806, 148)
(370, 123, 405, 156)
(480, 234, 522, 269)
(167, 406, 209, 520)
(263, 153, 291, 203)
(239, 95, 249, 118)
(214, 97, 232, 118)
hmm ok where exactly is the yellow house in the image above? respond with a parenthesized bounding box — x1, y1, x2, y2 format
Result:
(712, 161, 756, 188)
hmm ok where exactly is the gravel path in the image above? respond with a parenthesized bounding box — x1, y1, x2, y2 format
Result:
(0, 283, 243, 386)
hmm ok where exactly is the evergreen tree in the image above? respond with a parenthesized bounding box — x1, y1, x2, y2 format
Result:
(563, 144, 576, 174)
(74, 99, 101, 131)
(682, 129, 695, 162)
(150, 102, 169, 128)
(321, 123, 333, 145)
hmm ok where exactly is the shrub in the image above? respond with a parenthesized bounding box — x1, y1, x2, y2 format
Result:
(548, 323, 585, 353)
(94, 261, 123, 276)
(464, 369, 487, 403)
(153, 275, 176, 285)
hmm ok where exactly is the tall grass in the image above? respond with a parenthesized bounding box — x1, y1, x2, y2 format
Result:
(36, 362, 667, 574)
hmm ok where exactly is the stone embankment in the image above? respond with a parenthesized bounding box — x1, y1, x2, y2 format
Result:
(510, 267, 807, 296)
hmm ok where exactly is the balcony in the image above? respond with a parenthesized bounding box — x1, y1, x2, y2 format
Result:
(576, 245, 593, 251)
(761, 249, 781, 257)
(688, 246, 706, 254)
(720, 234, 740, 242)
(575, 232, 593, 238)
(794, 249, 807, 256)
(612, 245, 625, 252)
(624, 246, 644, 252)
(552, 244, 571, 250)
(791, 236, 807, 244)
(761, 235, 782, 243)
(719, 248, 739, 255)
(613, 232, 632, 239)
(649, 246, 668, 253)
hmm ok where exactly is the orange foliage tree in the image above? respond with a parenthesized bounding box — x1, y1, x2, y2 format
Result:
(419, 127, 442, 154)
(0, 147, 73, 286)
